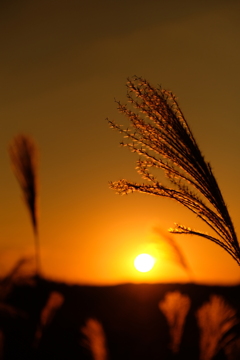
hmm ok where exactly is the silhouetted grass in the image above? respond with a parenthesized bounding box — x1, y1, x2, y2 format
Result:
(108, 76, 240, 265)
(9, 135, 41, 275)
(0, 277, 239, 359)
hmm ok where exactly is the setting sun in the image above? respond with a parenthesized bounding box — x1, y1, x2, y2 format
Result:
(134, 253, 156, 273)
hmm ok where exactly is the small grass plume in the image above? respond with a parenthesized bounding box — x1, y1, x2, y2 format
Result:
(159, 291, 191, 353)
(196, 295, 239, 360)
(34, 291, 64, 348)
(108, 76, 240, 265)
(9, 134, 41, 275)
(81, 318, 108, 360)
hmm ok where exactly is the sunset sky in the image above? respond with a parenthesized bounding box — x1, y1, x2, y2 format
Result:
(1, 0, 240, 285)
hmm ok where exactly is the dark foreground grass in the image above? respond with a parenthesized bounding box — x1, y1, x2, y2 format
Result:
(1, 275, 239, 360)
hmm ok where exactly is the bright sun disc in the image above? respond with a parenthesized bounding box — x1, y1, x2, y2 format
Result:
(134, 253, 155, 273)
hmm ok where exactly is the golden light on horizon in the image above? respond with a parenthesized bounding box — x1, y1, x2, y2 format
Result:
(134, 253, 156, 273)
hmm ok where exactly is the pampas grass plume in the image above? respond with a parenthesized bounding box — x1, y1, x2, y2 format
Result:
(9, 134, 40, 275)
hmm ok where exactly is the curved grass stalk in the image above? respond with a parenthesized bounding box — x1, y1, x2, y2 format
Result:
(108, 76, 240, 265)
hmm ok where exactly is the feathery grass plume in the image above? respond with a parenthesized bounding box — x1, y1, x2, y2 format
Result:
(9, 135, 41, 275)
(108, 76, 240, 265)
(34, 291, 64, 348)
(159, 291, 191, 353)
(154, 227, 192, 278)
(81, 318, 108, 360)
(196, 295, 239, 360)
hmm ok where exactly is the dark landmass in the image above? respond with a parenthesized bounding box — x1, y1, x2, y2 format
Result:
(1, 278, 240, 360)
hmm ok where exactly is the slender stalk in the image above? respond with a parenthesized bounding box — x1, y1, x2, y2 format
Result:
(33, 228, 41, 277)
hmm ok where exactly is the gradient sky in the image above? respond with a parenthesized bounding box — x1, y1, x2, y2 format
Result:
(1, 0, 240, 285)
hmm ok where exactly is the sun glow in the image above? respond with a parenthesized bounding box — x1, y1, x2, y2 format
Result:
(134, 253, 156, 273)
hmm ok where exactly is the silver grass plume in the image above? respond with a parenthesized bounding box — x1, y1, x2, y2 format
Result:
(9, 135, 41, 275)
(196, 295, 239, 360)
(34, 291, 64, 348)
(108, 76, 240, 265)
(159, 291, 191, 353)
(81, 318, 108, 360)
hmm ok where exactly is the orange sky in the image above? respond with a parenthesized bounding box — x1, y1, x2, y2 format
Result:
(0, 0, 240, 285)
